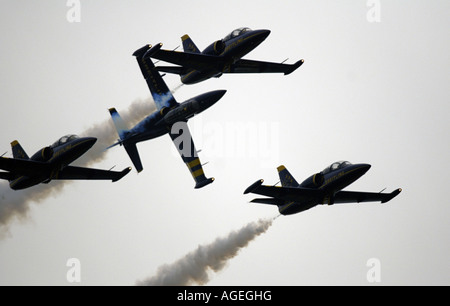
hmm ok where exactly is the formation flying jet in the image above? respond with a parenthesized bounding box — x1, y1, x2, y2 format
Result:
(0, 135, 131, 190)
(244, 161, 402, 215)
(147, 27, 304, 84)
(107, 45, 226, 188)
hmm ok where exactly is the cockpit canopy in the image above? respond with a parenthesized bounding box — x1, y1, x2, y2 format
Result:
(223, 27, 252, 41)
(51, 134, 79, 148)
(322, 161, 352, 174)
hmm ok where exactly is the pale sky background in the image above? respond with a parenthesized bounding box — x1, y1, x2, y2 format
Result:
(0, 0, 449, 285)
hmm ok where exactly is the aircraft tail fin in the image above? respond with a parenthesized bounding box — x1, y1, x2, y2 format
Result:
(11, 140, 29, 160)
(181, 34, 200, 53)
(277, 165, 300, 187)
(107, 108, 143, 172)
(108, 108, 128, 140)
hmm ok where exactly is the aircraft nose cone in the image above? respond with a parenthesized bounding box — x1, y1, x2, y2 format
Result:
(254, 29, 271, 41)
(358, 163, 371, 174)
(203, 89, 227, 108)
(79, 137, 97, 151)
(211, 89, 227, 101)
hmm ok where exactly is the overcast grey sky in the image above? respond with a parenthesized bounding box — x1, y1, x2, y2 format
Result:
(0, 0, 449, 285)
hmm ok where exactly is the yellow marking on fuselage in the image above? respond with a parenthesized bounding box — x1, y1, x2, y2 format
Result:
(279, 201, 295, 214)
(48, 139, 92, 163)
(181, 69, 198, 82)
(320, 166, 367, 189)
(10, 176, 26, 187)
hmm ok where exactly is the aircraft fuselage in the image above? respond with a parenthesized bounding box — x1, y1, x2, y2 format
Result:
(278, 163, 371, 215)
(9, 137, 96, 190)
(181, 29, 271, 84)
(122, 90, 226, 145)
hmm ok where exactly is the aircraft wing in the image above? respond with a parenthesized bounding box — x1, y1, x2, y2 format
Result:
(169, 121, 214, 189)
(247, 184, 323, 202)
(133, 45, 179, 111)
(151, 49, 225, 71)
(0, 156, 49, 176)
(55, 166, 131, 182)
(332, 189, 402, 204)
(228, 59, 304, 75)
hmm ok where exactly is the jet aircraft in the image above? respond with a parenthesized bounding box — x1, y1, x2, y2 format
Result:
(107, 45, 226, 188)
(0, 135, 131, 190)
(244, 161, 402, 215)
(147, 27, 304, 84)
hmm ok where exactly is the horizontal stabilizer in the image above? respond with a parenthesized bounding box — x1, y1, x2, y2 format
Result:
(250, 197, 281, 205)
(132, 44, 151, 57)
(143, 43, 163, 59)
(0, 171, 13, 181)
(244, 184, 322, 202)
(244, 179, 264, 194)
(155, 66, 184, 75)
(0, 156, 48, 176)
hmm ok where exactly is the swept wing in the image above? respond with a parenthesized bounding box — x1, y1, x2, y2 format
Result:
(227, 59, 304, 75)
(56, 166, 131, 182)
(332, 189, 402, 204)
(169, 121, 213, 189)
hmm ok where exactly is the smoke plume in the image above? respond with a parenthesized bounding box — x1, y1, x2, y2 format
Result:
(136, 217, 275, 286)
(0, 97, 156, 238)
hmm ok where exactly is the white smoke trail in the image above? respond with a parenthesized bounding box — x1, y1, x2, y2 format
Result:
(136, 217, 275, 286)
(0, 97, 156, 238)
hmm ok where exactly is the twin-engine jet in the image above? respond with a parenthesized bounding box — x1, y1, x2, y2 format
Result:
(148, 27, 304, 84)
(0, 135, 131, 190)
(244, 161, 402, 215)
(107, 45, 226, 188)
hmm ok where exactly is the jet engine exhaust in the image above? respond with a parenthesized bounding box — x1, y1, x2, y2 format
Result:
(136, 217, 277, 286)
(0, 83, 183, 238)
